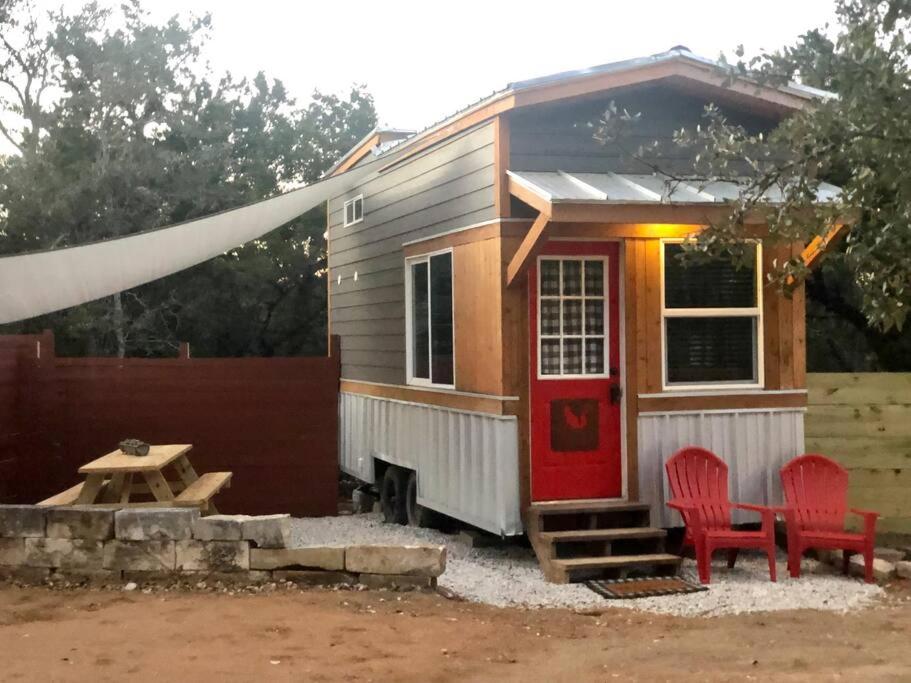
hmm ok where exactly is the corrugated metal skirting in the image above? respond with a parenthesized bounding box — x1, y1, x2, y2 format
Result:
(638, 409, 806, 527)
(339, 392, 522, 536)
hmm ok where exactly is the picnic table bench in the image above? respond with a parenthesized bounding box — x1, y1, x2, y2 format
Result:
(38, 444, 231, 514)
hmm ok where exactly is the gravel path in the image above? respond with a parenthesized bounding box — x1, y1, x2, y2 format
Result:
(290, 513, 884, 617)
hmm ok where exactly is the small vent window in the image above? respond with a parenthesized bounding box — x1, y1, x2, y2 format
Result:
(343, 195, 364, 227)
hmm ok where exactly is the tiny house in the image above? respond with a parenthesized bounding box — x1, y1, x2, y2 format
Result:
(327, 48, 838, 582)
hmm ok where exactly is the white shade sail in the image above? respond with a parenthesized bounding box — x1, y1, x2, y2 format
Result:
(0, 163, 375, 325)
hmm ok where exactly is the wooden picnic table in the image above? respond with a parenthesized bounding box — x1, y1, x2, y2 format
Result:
(39, 444, 231, 514)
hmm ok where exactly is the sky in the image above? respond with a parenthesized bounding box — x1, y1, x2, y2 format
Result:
(53, 0, 839, 134)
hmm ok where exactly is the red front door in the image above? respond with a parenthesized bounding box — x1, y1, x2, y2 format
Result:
(529, 242, 622, 501)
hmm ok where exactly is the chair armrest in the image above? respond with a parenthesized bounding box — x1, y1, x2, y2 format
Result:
(731, 502, 777, 532)
(850, 508, 879, 537)
(667, 499, 704, 535)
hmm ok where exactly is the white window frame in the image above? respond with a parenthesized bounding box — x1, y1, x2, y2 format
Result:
(404, 248, 455, 389)
(343, 195, 364, 228)
(660, 239, 764, 391)
(536, 255, 611, 380)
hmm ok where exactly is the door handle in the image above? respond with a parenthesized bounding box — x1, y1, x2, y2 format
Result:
(609, 384, 623, 405)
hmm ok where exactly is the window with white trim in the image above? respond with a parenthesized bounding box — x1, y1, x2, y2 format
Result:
(406, 251, 454, 387)
(661, 241, 762, 388)
(343, 195, 364, 227)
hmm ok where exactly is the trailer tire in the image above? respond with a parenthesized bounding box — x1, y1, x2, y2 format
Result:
(405, 471, 433, 528)
(379, 466, 408, 525)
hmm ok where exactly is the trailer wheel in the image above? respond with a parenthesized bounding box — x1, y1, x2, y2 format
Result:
(379, 466, 408, 525)
(405, 471, 433, 528)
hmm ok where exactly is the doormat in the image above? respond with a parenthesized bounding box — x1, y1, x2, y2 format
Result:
(585, 576, 707, 599)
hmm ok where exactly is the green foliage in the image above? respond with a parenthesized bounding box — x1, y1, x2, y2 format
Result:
(0, 0, 376, 356)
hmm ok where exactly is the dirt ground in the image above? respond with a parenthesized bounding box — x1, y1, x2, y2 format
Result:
(1, 584, 910, 682)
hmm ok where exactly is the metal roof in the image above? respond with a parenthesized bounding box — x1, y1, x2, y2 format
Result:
(507, 170, 841, 205)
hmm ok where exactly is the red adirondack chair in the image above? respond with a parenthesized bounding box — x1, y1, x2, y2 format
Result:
(665, 447, 778, 584)
(780, 454, 879, 583)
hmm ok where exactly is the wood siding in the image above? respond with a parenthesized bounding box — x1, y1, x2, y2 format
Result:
(509, 87, 778, 175)
(807, 373, 911, 535)
(328, 123, 497, 384)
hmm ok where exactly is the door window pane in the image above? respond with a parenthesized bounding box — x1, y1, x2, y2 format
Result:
(585, 338, 605, 374)
(563, 338, 583, 374)
(562, 300, 583, 335)
(562, 260, 582, 295)
(584, 260, 603, 296)
(541, 339, 561, 375)
(666, 317, 756, 384)
(540, 260, 560, 296)
(541, 300, 560, 335)
(585, 299, 604, 335)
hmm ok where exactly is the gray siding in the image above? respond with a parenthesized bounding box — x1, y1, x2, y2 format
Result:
(328, 122, 496, 384)
(510, 87, 778, 175)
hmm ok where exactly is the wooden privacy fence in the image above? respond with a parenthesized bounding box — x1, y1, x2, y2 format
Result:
(0, 331, 340, 516)
(807, 373, 911, 535)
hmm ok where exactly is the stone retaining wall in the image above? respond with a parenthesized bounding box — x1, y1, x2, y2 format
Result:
(0, 505, 446, 590)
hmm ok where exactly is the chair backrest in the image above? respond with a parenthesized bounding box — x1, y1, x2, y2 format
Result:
(780, 454, 849, 531)
(665, 447, 732, 531)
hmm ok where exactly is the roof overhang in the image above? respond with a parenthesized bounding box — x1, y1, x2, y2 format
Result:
(505, 170, 849, 287)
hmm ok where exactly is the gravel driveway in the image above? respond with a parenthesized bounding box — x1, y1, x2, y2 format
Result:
(290, 513, 884, 617)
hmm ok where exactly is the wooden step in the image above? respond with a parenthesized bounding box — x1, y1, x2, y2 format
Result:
(550, 553, 681, 582)
(530, 499, 650, 515)
(539, 527, 667, 543)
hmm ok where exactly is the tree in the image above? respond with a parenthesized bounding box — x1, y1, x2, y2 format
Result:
(593, 0, 911, 369)
(0, 1, 376, 357)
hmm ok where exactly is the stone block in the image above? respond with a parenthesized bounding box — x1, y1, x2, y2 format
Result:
(250, 547, 345, 571)
(0, 505, 45, 538)
(0, 538, 26, 565)
(115, 508, 199, 541)
(0, 566, 51, 583)
(46, 507, 115, 540)
(345, 545, 446, 577)
(272, 570, 356, 586)
(813, 549, 841, 565)
(24, 538, 104, 569)
(849, 554, 896, 582)
(242, 515, 291, 548)
(103, 541, 176, 572)
(358, 573, 436, 590)
(874, 547, 905, 564)
(896, 561, 911, 580)
(176, 540, 249, 572)
(193, 515, 246, 541)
